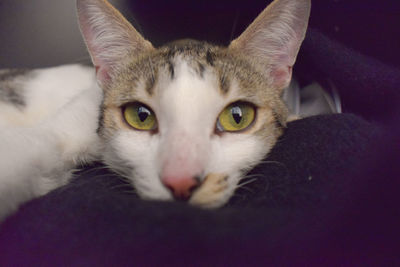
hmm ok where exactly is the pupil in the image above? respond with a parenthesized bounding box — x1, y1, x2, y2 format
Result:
(138, 106, 150, 122)
(231, 106, 242, 124)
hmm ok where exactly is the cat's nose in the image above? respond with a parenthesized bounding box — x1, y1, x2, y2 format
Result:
(162, 176, 200, 201)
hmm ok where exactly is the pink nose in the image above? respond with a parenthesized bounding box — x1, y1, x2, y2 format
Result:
(162, 176, 200, 201)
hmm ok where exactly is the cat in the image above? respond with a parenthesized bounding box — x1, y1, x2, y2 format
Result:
(0, 0, 311, 220)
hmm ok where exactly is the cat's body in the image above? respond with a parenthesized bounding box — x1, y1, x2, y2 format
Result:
(0, 0, 311, 220)
(0, 65, 102, 219)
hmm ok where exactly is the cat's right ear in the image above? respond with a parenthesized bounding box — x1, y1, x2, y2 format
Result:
(229, 0, 311, 91)
(77, 0, 153, 87)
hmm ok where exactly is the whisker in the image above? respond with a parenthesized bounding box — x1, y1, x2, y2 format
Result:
(237, 178, 258, 188)
(237, 186, 255, 194)
(90, 174, 118, 179)
(89, 165, 113, 170)
(255, 160, 290, 175)
(257, 160, 286, 167)
(241, 173, 264, 180)
(73, 164, 110, 175)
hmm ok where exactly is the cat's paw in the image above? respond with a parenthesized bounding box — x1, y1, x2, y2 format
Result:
(42, 84, 103, 164)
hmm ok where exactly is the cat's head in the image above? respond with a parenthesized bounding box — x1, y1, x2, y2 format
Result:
(77, 0, 311, 208)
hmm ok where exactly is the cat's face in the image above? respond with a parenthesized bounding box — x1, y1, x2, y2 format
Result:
(98, 42, 286, 207)
(77, 0, 311, 207)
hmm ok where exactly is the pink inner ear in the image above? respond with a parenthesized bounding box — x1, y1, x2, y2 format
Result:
(95, 65, 111, 85)
(89, 40, 113, 84)
(270, 65, 292, 89)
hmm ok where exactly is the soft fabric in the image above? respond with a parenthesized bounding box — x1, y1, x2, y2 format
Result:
(297, 29, 400, 125)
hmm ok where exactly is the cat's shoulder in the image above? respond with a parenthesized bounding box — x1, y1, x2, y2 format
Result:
(0, 64, 98, 127)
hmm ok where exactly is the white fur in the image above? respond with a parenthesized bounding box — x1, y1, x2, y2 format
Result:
(0, 65, 102, 220)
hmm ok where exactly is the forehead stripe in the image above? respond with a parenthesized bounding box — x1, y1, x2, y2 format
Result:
(219, 74, 230, 94)
(167, 60, 175, 80)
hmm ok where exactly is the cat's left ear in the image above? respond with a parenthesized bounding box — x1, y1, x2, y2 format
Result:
(77, 0, 153, 87)
(229, 0, 311, 91)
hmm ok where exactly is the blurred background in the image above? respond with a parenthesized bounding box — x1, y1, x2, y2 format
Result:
(0, 0, 399, 69)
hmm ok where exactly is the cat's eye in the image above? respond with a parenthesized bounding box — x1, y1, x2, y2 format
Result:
(123, 102, 157, 131)
(216, 102, 256, 132)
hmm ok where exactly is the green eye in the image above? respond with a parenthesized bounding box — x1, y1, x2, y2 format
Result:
(123, 102, 157, 131)
(217, 102, 256, 132)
